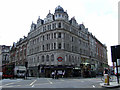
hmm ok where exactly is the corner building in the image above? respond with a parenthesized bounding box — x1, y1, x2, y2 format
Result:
(27, 6, 108, 77)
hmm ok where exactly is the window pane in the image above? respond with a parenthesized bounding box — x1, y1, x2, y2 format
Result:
(58, 32, 61, 38)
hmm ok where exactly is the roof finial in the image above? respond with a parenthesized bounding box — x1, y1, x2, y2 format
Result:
(49, 10, 50, 13)
(82, 22, 84, 25)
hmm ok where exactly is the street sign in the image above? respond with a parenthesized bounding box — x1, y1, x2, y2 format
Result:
(57, 57, 63, 62)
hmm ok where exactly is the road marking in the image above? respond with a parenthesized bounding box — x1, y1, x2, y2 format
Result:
(60, 79, 64, 81)
(35, 82, 50, 86)
(30, 80, 37, 86)
(92, 85, 95, 88)
(46, 78, 53, 84)
(3, 85, 14, 88)
(3, 81, 21, 86)
(32, 85, 34, 87)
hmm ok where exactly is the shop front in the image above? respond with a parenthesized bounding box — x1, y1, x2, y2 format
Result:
(43, 65, 73, 78)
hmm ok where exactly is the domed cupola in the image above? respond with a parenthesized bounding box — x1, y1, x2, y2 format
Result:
(55, 5, 64, 13)
(54, 5, 69, 21)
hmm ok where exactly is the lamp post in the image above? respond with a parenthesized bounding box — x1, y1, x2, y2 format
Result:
(25, 62, 28, 79)
(38, 65, 40, 78)
(4, 54, 8, 64)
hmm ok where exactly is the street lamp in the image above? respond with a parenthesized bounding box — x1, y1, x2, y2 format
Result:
(4, 54, 8, 64)
(25, 62, 28, 79)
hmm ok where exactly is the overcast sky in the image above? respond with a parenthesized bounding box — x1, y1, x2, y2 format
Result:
(0, 0, 119, 66)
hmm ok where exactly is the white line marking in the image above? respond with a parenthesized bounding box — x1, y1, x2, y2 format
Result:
(92, 85, 95, 88)
(30, 80, 37, 86)
(3, 81, 21, 86)
(60, 79, 64, 81)
(32, 85, 34, 87)
(46, 78, 53, 84)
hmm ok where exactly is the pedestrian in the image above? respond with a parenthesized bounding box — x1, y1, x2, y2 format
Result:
(51, 71, 55, 79)
(104, 68, 108, 74)
(62, 71, 65, 78)
(57, 71, 59, 79)
(55, 70, 57, 79)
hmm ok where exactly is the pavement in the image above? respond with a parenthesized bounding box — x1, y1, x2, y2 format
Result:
(100, 82, 120, 88)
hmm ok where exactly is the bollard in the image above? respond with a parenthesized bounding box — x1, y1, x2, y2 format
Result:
(104, 74, 109, 85)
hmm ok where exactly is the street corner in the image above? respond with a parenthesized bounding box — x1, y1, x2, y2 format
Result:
(100, 82, 120, 88)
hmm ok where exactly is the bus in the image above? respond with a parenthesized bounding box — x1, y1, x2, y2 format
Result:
(2, 63, 14, 79)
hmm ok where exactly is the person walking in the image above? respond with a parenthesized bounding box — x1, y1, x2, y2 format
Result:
(55, 70, 57, 79)
(57, 71, 59, 79)
(51, 71, 55, 79)
(62, 71, 65, 78)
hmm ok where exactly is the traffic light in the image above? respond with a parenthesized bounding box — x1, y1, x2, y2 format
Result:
(111, 45, 120, 62)
(116, 45, 120, 59)
(111, 46, 117, 62)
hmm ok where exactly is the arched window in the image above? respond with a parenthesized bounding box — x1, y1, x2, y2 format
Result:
(42, 56, 44, 62)
(46, 55, 49, 61)
(65, 55, 67, 62)
(51, 54, 54, 61)
(37, 56, 39, 63)
(72, 56, 74, 63)
(58, 22, 61, 28)
(69, 55, 71, 62)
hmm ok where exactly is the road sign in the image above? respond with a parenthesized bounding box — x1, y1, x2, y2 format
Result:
(57, 57, 63, 62)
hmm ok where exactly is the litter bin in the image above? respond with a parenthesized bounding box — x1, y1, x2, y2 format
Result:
(104, 74, 109, 85)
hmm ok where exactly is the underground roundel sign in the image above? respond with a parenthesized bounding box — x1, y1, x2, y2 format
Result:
(57, 57, 63, 62)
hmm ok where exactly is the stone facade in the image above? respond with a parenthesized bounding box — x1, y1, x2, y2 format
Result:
(10, 5, 108, 77)
(10, 36, 27, 66)
(26, 6, 108, 77)
(0, 45, 10, 65)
